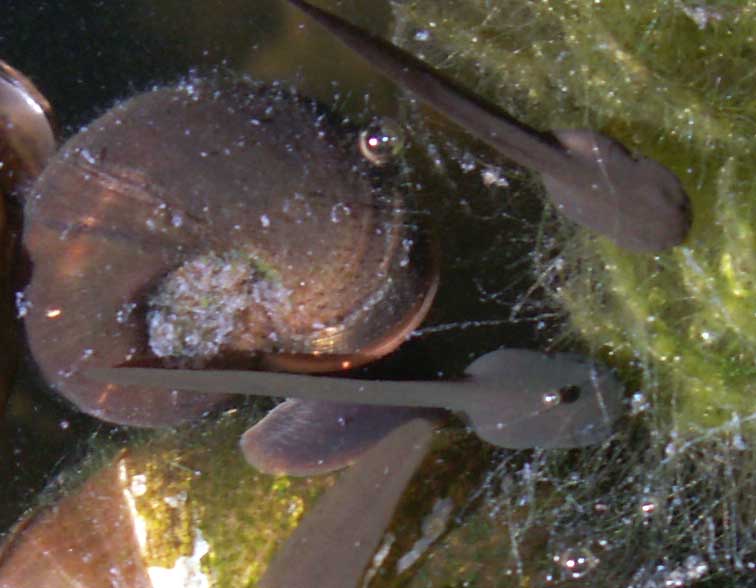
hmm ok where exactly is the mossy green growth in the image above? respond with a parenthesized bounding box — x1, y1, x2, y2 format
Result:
(392, 0, 756, 429)
(123, 410, 336, 588)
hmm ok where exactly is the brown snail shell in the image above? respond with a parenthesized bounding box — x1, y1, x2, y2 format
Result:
(0, 59, 56, 415)
(0, 451, 152, 588)
(21, 75, 438, 427)
(0, 60, 56, 192)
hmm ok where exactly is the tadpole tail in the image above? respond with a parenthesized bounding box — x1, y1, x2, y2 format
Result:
(84, 366, 465, 410)
(285, 0, 569, 175)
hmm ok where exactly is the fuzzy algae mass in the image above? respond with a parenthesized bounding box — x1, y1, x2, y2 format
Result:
(127, 414, 335, 587)
(0, 413, 335, 588)
(0, 409, 495, 587)
(392, 0, 756, 428)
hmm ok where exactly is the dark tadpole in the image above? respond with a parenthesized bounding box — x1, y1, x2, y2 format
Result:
(237, 400, 440, 476)
(87, 348, 625, 473)
(258, 417, 435, 588)
(285, 0, 692, 252)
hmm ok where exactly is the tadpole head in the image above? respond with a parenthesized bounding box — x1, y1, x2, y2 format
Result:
(240, 400, 440, 476)
(463, 349, 625, 449)
(545, 130, 692, 252)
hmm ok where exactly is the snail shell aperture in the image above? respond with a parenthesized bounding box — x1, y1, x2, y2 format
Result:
(21, 76, 438, 427)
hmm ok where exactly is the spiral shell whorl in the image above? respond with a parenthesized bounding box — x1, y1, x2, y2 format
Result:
(22, 76, 435, 427)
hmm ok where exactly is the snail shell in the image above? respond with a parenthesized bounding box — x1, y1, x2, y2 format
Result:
(0, 451, 152, 588)
(0, 60, 55, 414)
(0, 60, 56, 191)
(21, 76, 437, 427)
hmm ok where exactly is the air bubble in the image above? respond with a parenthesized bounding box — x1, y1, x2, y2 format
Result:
(79, 148, 96, 164)
(458, 151, 476, 172)
(541, 390, 561, 408)
(554, 546, 599, 580)
(358, 117, 403, 166)
(631, 391, 651, 414)
(683, 555, 708, 580)
(15, 291, 31, 318)
(116, 302, 137, 324)
(413, 29, 430, 42)
(481, 166, 510, 188)
(330, 203, 351, 223)
(639, 495, 659, 517)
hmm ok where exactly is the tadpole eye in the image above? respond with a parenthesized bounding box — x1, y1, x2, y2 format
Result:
(558, 384, 582, 404)
(541, 384, 582, 408)
(358, 117, 403, 166)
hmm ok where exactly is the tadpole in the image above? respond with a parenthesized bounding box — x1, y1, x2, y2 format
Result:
(87, 348, 624, 454)
(286, 0, 692, 252)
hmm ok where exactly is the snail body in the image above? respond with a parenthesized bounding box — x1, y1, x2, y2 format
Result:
(21, 76, 437, 427)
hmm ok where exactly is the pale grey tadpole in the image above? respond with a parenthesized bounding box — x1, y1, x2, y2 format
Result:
(286, 0, 692, 252)
(86, 348, 625, 454)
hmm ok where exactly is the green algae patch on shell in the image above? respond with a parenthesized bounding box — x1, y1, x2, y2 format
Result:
(117, 401, 748, 588)
(0, 409, 498, 588)
(129, 416, 492, 587)
(0, 411, 336, 588)
(120, 412, 336, 587)
(5, 408, 753, 586)
(392, 0, 756, 428)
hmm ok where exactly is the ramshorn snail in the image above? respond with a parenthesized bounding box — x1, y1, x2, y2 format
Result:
(0, 60, 55, 412)
(21, 76, 438, 427)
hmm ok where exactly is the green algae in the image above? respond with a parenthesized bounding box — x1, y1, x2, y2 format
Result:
(122, 411, 335, 587)
(4, 411, 495, 588)
(391, 0, 756, 429)
(371, 420, 756, 587)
